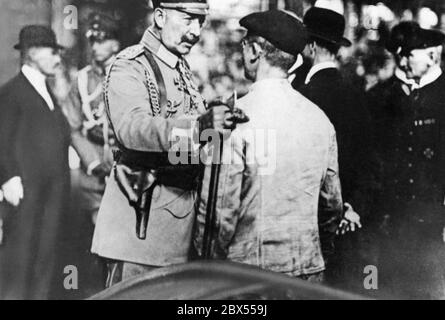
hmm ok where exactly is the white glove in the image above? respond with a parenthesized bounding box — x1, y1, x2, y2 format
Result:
(337, 202, 362, 235)
(2, 176, 24, 207)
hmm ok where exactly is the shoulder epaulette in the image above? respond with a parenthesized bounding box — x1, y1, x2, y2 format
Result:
(116, 44, 145, 60)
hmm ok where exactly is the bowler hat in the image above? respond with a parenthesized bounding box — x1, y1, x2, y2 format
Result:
(86, 13, 121, 42)
(14, 25, 63, 50)
(303, 7, 351, 47)
(239, 10, 308, 56)
(387, 21, 445, 56)
(152, 0, 209, 15)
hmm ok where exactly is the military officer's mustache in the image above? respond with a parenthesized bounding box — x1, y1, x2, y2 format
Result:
(182, 35, 199, 46)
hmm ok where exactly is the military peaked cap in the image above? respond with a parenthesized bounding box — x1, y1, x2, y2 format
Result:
(152, 0, 209, 15)
(86, 13, 121, 42)
(387, 21, 445, 56)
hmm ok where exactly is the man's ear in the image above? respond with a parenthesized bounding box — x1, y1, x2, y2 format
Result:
(251, 42, 263, 62)
(111, 40, 121, 54)
(153, 8, 167, 29)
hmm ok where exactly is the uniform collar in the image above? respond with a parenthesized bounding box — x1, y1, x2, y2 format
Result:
(140, 28, 179, 69)
(395, 66, 443, 90)
(417, 65, 442, 89)
(305, 61, 338, 84)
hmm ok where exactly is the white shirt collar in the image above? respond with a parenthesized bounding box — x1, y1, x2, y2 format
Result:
(22, 64, 47, 87)
(21, 64, 55, 111)
(305, 61, 338, 85)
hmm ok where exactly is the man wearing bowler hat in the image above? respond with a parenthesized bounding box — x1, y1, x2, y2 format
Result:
(194, 10, 343, 282)
(295, 7, 378, 290)
(375, 21, 445, 299)
(0, 26, 71, 299)
(91, 0, 235, 286)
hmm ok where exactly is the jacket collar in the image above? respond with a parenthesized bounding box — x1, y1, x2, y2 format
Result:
(305, 61, 338, 84)
(140, 28, 179, 69)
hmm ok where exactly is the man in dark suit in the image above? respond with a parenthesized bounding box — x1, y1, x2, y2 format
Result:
(294, 7, 378, 291)
(0, 26, 71, 300)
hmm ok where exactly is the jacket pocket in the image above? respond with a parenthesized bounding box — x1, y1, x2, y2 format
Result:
(155, 188, 195, 219)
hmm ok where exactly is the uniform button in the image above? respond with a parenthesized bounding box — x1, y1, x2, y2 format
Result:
(409, 131, 414, 136)
(408, 163, 413, 168)
(409, 179, 414, 184)
(412, 195, 416, 200)
(408, 147, 413, 152)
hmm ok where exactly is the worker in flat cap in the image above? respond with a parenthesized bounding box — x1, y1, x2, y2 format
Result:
(0, 25, 71, 299)
(194, 10, 343, 282)
(91, 0, 236, 286)
(295, 6, 378, 291)
(373, 21, 445, 299)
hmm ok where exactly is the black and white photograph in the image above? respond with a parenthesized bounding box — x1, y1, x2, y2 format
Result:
(0, 0, 445, 303)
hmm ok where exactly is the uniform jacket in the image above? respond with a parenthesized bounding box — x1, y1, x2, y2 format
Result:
(92, 29, 207, 267)
(63, 62, 116, 213)
(195, 79, 343, 277)
(373, 69, 445, 224)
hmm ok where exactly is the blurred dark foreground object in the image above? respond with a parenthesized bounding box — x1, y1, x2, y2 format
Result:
(89, 261, 367, 300)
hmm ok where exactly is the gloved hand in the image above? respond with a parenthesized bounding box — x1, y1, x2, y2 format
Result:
(1, 177, 24, 207)
(199, 104, 235, 134)
(336, 202, 362, 235)
(92, 162, 112, 180)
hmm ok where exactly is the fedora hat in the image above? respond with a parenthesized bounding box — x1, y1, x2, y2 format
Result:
(304, 7, 351, 47)
(14, 25, 64, 51)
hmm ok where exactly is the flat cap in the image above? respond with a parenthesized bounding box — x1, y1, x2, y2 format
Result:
(86, 13, 121, 42)
(387, 21, 445, 56)
(239, 10, 308, 56)
(152, 0, 209, 15)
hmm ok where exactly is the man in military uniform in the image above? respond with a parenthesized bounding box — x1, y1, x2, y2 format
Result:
(377, 21, 445, 299)
(91, 0, 232, 286)
(61, 13, 123, 293)
(68, 14, 121, 226)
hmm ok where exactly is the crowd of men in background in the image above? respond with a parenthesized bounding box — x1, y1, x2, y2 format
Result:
(0, 0, 445, 300)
